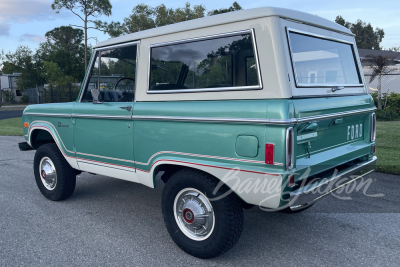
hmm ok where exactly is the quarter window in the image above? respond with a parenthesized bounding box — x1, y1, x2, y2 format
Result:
(149, 32, 261, 92)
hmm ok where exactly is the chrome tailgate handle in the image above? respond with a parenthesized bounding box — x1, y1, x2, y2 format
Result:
(119, 105, 132, 112)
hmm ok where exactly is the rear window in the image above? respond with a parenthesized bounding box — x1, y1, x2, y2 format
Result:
(148, 31, 261, 92)
(287, 30, 362, 87)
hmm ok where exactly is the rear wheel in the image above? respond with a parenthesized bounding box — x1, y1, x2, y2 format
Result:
(34, 143, 76, 201)
(162, 169, 244, 259)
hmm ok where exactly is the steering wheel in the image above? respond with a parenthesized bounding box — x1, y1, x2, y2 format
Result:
(115, 77, 135, 90)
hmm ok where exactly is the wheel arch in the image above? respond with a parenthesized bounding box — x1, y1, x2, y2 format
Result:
(151, 162, 252, 208)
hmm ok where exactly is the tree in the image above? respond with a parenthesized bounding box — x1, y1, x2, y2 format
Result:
(335, 16, 384, 50)
(368, 55, 393, 109)
(96, 3, 206, 38)
(208, 1, 242, 16)
(2, 46, 45, 89)
(51, 0, 112, 70)
(37, 26, 86, 82)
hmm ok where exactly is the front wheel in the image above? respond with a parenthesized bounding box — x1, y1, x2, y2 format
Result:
(34, 143, 76, 201)
(162, 169, 244, 259)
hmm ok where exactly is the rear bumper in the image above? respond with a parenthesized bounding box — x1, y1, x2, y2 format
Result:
(289, 156, 377, 211)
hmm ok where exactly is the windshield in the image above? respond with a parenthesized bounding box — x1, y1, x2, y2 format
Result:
(288, 30, 362, 87)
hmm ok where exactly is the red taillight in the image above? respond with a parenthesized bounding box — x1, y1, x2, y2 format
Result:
(288, 174, 295, 187)
(265, 143, 274, 164)
(372, 145, 376, 154)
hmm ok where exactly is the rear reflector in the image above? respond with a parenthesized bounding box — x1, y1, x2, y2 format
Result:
(372, 145, 376, 154)
(24, 122, 29, 128)
(288, 174, 295, 187)
(265, 144, 274, 164)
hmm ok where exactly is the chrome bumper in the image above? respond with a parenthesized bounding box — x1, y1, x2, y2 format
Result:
(289, 156, 377, 211)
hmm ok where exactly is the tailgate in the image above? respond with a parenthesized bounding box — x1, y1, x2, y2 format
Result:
(293, 95, 375, 176)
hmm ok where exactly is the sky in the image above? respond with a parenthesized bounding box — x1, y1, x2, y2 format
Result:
(0, 0, 399, 56)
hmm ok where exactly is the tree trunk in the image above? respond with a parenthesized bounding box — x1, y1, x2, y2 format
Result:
(377, 75, 382, 110)
(84, 18, 88, 71)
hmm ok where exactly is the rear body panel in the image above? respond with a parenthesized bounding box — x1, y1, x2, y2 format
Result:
(293, 95, 375, 179)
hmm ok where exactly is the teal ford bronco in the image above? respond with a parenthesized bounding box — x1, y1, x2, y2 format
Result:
(20, 7, 377, 258)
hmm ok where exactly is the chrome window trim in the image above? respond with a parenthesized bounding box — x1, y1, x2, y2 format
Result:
(146, 29, 263, 94)
(78, 41, 140, 103)
(286, 27, 364, 88)
(25, 107, 376, 124)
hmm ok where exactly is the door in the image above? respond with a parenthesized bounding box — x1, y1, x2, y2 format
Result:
(73, 42, 139, 182)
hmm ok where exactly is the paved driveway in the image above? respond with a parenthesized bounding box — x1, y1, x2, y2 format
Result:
(0, 110, 23, 120)
(0, 136, 399, 266)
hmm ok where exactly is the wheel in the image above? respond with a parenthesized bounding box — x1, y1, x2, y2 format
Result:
(162, 169, 244, 259)
(279, 203, 315, 214)
(34, 143, 76, 201)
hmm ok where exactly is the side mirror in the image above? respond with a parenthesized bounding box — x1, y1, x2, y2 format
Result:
(91, 89, 103, 104)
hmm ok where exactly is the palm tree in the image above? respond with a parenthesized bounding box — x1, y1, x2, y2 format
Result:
(368, 55, 393, 110)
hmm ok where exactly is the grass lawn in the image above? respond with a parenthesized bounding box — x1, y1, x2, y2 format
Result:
(0, 117, 23, 136)
(376, 121, 400, 175)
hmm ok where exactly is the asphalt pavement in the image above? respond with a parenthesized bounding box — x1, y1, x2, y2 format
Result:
(1, 136, 399, 266)
(0, 110, 23, 120)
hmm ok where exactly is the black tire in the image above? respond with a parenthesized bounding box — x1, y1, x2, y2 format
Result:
(34, 143, 76, 201)
(279, 203, 315, 214)
(162, 169, 244, 259)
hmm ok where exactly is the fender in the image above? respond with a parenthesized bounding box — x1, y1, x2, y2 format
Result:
(139, 155, 283, 209)
(28, 120, 79, 169)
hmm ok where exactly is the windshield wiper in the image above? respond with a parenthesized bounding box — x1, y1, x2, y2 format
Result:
(331, 86, 345, 92)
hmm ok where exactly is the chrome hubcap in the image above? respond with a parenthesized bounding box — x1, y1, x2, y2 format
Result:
(39, 157, 57, 190)
(174, 188, 215, 241)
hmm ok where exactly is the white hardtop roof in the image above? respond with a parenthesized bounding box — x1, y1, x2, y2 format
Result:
(95, 6, 352, 48)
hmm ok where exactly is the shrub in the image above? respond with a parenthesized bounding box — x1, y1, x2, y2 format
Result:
(21, 95, 29, 104)
(371, 92, 400, 121)
(376, 108, 399, 121)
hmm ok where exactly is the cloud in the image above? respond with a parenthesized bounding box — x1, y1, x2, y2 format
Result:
(0, 22, 11, 36)
(0, 0, 70, 24)
(19, 34, 46, 42)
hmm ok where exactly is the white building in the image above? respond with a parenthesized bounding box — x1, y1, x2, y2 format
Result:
(0, 73, 23, 103)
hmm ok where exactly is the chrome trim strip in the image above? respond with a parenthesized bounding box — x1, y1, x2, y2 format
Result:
(132, 107, 376, 125)
(296, 107, 376, 123)
(26, 107, 376, 124)
(24, 113, 71, 118)
(289, 156, 377, 211)
(72, 114, 132, 120)
(286, 27, 364, 88)
(132, 115, 296, 125)
(146, 29, 263, 94)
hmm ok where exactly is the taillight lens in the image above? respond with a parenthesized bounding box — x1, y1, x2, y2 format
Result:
(372, 145, 376, 154)
(370, 113, 376, 142)
(265, 143, 274, 164)
(286, 127, 294, 171)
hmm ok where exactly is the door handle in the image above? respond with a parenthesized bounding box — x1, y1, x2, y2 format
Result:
(119, 105, 132, 112)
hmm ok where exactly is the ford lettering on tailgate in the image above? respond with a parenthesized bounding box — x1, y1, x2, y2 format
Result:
(347, 124, 363, 140)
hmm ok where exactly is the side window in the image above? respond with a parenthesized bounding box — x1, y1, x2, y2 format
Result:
(81, 44, 137, 102)
(149, 31, 261, 92)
